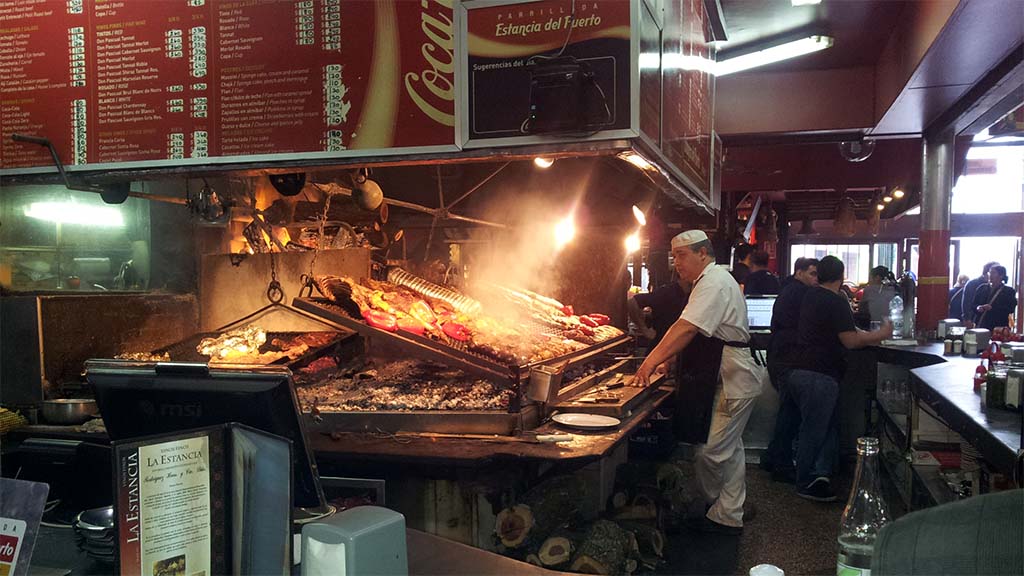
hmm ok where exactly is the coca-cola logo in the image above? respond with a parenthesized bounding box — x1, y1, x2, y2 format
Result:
(404, 0, 455, 127)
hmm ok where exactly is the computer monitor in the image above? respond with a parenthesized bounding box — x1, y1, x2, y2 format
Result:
(87, 360, 328, 513)
(745, 295, 777, 332)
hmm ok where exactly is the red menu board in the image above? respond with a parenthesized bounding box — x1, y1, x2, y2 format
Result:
(662, 0, 713, 197)
(0, 0, 456, 173)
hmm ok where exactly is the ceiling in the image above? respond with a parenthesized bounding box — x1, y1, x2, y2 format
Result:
(718, 0, 909, 73)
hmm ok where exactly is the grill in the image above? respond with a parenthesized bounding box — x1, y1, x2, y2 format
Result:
(151, 331, 349, 370)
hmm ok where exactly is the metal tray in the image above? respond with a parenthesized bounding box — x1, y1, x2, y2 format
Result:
(152, 330, 348, 369)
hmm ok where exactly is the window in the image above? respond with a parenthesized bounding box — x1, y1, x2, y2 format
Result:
(0, 186, 151, 291)
(951, 146, 1024, 214)
(790, 243, 895, 285)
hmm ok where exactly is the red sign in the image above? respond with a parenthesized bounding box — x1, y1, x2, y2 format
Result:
(0, 0, 456, 172)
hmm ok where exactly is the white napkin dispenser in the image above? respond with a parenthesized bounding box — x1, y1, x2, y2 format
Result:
(301, 506, 408, 576)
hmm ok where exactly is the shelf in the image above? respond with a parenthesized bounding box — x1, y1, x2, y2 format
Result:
(879, 448, 911, 509)
(876, 400, 909, 448)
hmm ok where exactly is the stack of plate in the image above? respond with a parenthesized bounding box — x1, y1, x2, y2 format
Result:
(73, 506, 115, 564)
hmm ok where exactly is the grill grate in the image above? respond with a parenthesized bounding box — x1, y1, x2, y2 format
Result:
(151, 331, 345, 367)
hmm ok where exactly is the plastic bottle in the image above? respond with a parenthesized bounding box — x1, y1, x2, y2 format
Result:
(838, 437, 890, 576)
(888, 295, 904, 339)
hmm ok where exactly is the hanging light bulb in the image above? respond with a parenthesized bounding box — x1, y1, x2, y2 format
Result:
(534, 157, 554, 169)
(631, 205, 647, 226)
(883, 196, 893, 203)
(892, 188, 905, 199)
(553, 214, 576, 250)
(876, 203, 885, 211)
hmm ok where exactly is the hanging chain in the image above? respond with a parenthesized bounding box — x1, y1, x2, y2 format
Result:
(308, 191, 333, 279)
(267, 250, 283, 303)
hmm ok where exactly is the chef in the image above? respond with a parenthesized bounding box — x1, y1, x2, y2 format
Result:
(633, 230, 766, 534)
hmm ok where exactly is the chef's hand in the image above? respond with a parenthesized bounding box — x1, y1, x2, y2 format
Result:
(632, 359, 657, 387)
(654, 361, 669, 376)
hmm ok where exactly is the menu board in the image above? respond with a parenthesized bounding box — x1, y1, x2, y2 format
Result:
(662, 0, 713, 197)
(0, 0, 457, 173)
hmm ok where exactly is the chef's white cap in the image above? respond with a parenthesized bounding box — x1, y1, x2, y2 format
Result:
(671, 230, 709, 249)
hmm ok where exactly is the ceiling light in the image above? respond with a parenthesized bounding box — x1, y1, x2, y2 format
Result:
(717, 35, 834, 76)
(533, 157, 554, 169)
(618, 151, 654, 171)
(791, 0, 822, 5)
(624, 231, 642, 254)
(24, 201, 125, 227)
(553, 215, 576, 250)
(892, 188, 905, 199)
(631, 205, 647, 226)
(876, 204, 885, 211)
(883, 196, 892, 203)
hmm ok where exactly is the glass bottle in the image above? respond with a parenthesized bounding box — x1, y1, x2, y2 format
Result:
(837, 437, 890, 576)
(888, 295, 903, 339)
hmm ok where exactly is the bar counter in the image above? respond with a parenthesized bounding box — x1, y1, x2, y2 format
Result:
(876, 341, 1023, 478)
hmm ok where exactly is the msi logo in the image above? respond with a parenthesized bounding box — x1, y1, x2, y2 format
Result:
(157, 403, 202, 418)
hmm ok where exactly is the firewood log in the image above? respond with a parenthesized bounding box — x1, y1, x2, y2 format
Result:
(569, 520, 630, 575)
(611, 502, 658, 522)
(618, 522, 665, 558)
(495, 475, 586, 549)
(537, 527, 585, 568)
(624, 558, 639, 574)
(613, 461, 685, 495)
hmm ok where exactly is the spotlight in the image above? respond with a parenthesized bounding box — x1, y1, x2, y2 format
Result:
(533, 157, 554, 169)
(631, 205, 647, 226)
(554, 214, 576, 250)
(625, 231, 641, 254)
(876, 204, 885, 211)
(883, 196, 892, 203)
(892, 188, 905, 199)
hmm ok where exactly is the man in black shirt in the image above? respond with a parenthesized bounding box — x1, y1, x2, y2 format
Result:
(627, 273, 691, 348)
(786, 256, 891, 501)
(744, 250, 781, 295)
(961, 261, 999, 327)
(762, 257, 818, 482)
(731, 244, 754, 285)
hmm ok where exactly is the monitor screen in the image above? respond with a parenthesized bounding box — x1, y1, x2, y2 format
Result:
(746, 296, 777, 331)
(88, 361, 326, 510)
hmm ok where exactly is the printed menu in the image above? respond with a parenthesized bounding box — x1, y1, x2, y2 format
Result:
(0, 0, 457, 172)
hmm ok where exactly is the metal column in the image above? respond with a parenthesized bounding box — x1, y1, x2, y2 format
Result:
(918, 130, 954, 331)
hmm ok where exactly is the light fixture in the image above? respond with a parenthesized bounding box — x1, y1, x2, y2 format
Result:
(618, 151, 654, 171)
(791, 0, 822, 5)
(892, 188, 905, 199)
(24, 201, 125, 227)
(624, 231, 641, 254)
(876, 203, 885, 211)
(883, 196, 893, 203)
(533, 157, 554, 169)
(553, 214, 576, 250)
(631, 205, 647, 226)
(716, 35, 834, 76)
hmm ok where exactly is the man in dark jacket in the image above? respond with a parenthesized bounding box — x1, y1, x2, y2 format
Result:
(744, 251, 781, 295)
(962, 262, 999, 327)
(731, 244, 754, 285)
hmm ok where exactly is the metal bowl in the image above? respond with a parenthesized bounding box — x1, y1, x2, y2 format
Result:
(41, 399, 98, 425)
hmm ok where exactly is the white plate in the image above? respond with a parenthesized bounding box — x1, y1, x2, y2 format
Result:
(552, 413, 621, 430)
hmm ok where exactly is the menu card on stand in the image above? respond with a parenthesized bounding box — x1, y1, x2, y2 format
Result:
(113, 423, 292, 576)
(0, 478, 49, 576)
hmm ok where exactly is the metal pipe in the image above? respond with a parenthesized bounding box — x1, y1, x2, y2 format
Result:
(917, 129, 954, 331)
(447, 162, 511, 209)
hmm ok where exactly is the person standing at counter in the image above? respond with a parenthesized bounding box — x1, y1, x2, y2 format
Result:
(634, 230, 766, 534)
(972, 265, 1017, 330)
(743, 251, 780, 295)
(762, 257, 819, 482)
(962, 261, 999, 327)
(787, 256, 892, 502)
(627, 272, 692, 348)
(731, 243, 754, 285)
(857, 266, 896, 323)
(947, 274, 970, 320)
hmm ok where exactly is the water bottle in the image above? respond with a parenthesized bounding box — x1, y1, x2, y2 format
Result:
(888, 295, 903, 339)
(837, 437, 890, 576)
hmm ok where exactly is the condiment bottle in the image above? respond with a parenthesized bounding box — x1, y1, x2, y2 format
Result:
(944, 339, 953, 355)
(974, 360, 987, 393)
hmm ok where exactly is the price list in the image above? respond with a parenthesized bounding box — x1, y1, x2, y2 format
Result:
(0, 0, 454, 172)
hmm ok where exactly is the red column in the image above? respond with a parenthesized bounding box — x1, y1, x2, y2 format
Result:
(917, 131, 954, 332)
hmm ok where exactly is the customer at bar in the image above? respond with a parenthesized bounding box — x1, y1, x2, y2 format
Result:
(761, 257, 819, 483)
(972, 265, 1017, 330)
(962, 261, 999, 327)
(947, 273, 970, 320)
(787, 256, 891, 502)
(857, 265, 897, 323)
(743, 251, 781, 295)
(627, 271, 692, 348)
(634, 230, 766, 534)
(731, 243, 754, 285)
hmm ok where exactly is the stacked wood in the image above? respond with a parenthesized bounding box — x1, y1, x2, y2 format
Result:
(618, 521, 665, 558)
(537, 527, 585, 569)
(569, 520, 632, 575)
(495, 475, 586, 549)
